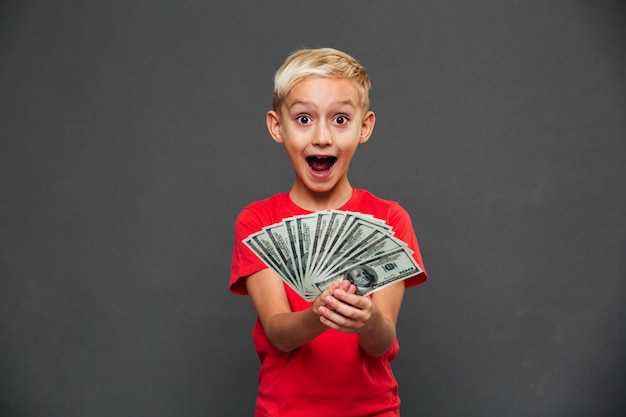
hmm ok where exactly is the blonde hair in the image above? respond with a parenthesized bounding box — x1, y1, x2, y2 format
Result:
(272, 48, 372, 111)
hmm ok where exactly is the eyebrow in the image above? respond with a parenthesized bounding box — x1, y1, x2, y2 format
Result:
(288, 99, 356, 110)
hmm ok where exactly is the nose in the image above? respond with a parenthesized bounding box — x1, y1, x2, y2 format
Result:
(312, 122, 332, 146)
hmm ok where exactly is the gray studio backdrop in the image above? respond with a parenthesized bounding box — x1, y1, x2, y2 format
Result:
(1, 1, 624, 416)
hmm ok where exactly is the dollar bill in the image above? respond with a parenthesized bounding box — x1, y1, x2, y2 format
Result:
(244, 211, 422, 301)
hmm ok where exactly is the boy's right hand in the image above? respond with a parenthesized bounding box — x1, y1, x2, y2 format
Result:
(312, 279, 356, 316)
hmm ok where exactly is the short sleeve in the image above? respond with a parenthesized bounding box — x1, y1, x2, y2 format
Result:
(386, 203, 428, 288)
(229, 207, 268, 295)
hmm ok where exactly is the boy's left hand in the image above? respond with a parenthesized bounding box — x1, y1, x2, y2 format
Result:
(317, 280, 380, 334)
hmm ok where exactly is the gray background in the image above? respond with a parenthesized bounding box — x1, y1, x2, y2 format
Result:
(1, 1, 624, 416)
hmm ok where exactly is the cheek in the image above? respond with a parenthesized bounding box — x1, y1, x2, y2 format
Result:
(338, 142, 360, 160)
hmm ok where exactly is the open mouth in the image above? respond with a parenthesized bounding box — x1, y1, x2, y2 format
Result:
(307, 156, 337, 172)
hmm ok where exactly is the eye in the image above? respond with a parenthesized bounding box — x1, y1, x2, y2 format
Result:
(334, 115, 349, 125)
(296, 115, 311, 124)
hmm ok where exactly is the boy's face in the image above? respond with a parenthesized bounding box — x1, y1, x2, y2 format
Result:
(266, 76, 375, 204)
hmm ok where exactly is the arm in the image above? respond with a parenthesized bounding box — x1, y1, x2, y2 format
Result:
(246, 268, 336, 352)
(317, 281, 405, 357)
(247, 267, 404, 356)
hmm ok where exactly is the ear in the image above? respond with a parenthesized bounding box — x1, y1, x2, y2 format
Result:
(358, 111, 376, 144)
(266, 110, 283, 144)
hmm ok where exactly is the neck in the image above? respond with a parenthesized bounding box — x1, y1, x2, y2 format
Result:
(289, 182, 354, 212)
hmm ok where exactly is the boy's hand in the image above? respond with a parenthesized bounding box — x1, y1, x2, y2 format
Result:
(315, 280, 380, 334)
(312, 279, 355, 315)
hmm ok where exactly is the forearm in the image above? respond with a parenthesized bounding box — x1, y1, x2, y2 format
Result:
(357, 310, 397, 357)
(265, 307, 328, 352)
(317, 281, 403, 357)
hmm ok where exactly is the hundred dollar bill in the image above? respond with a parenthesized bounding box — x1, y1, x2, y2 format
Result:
(310, 219, 389, 282)
(309, 210, 384, 279)
(307, 211, 352, 281)
(321, 231, 411, 279)
(285, 213, 317, 281)
(313, 246, 423, 297)
(304, 211, 331, 279)
(243, 211, 423, 302)
(243, 232, 301, 292)
(262, 220, 307, 286)
(298, 214, 320, 276)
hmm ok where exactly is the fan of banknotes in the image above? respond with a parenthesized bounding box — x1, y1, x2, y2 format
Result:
(243, 210, 423, 301)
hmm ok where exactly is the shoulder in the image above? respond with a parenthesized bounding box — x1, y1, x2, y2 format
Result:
(239, 193, 286, 213)
(231, 193, 290, 295)
(354, 189, 428, 288)
(236, 193, 288, 224)
(353, 188, 401, 208)
(351, 189, 410, 223)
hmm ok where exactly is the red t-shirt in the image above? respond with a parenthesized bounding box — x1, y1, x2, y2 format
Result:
(230, 189, 427, 417)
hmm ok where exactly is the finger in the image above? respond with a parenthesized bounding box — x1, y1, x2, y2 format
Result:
(333, 288, 372, 310)
(323, 294, 372, 325)
(339, 279, 352, 291)
(314, 282, 341, 313)
(317, 281, 341, 303)
(318, 306, 359, 332)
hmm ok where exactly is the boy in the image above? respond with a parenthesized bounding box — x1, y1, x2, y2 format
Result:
(230, 48, 427, 417)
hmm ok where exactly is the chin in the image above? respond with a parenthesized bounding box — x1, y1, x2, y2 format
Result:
(306, 184, 337, 195)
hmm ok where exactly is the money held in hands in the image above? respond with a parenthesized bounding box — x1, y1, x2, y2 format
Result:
(243, 211, 423, 301)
